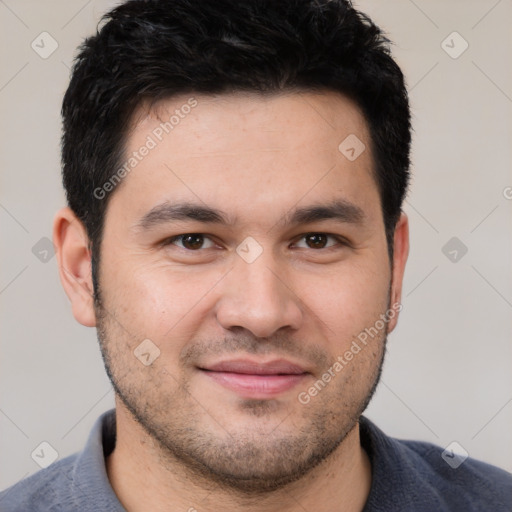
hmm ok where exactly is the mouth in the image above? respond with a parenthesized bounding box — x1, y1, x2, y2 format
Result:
(198, 358, 310, 399)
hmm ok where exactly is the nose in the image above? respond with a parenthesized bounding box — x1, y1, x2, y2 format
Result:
(215, 250, 304, 338)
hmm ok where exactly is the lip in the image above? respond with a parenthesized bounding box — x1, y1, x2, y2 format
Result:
(201, 358, 308, 375)
(198, 358, 310, 398)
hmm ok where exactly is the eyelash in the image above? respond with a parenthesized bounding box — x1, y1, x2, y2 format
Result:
(163, 233, 349, 251)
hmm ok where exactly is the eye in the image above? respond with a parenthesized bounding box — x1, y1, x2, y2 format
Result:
(163, 232, 347, 252)
(165, 233, 217, 251)
(293, 233, 345, 250)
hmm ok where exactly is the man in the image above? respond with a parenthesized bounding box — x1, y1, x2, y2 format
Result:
(1, 0, 510, 510)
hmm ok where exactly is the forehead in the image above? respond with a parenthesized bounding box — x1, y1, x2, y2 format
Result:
(108, 90, 381, 229)
(132, 90, 370, 151)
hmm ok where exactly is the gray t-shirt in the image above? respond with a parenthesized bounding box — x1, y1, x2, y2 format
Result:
(1, 408, 511, 511)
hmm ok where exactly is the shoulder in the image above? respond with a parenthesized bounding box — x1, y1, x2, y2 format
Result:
(400, 438, 512, 506)
(360, 416, 512, 512)
(0, 408, 121, 512)
(0, 453, 79, 511)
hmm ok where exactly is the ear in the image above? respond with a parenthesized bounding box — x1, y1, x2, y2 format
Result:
(53, 207, 97, 327)
(387, 211, 409, 333)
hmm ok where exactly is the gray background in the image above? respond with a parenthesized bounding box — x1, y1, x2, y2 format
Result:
(1, 0, 511, 490)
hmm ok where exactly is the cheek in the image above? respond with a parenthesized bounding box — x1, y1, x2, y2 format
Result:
(298, 258, 390, 336)
(103, 256, 225, 343)
(101, 237, 390, 350)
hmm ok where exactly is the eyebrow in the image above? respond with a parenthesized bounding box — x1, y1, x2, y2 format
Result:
(133, 198, 366, 232)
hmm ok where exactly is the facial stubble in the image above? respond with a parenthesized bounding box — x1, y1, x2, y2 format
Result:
(94, 281, 389, 496)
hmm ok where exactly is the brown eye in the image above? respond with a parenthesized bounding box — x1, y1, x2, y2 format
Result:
(294, 233, 341, 250)
(305, 233, 328, 249)
(167, 234, 215, 250)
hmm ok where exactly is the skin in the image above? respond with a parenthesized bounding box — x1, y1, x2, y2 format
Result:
(53, 90, 409, 512)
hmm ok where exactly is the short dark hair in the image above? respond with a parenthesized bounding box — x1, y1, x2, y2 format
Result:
(61, 0, 411, 296)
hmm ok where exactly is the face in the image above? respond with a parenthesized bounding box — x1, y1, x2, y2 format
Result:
(93, 91, 404, 493)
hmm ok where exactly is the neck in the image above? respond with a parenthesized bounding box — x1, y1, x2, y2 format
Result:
(106, 404, 372, 512)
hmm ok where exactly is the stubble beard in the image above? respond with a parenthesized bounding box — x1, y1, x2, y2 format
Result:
(94, 285, 388, 496)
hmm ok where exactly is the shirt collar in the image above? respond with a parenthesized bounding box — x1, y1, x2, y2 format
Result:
(71, 407, 125, 511)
